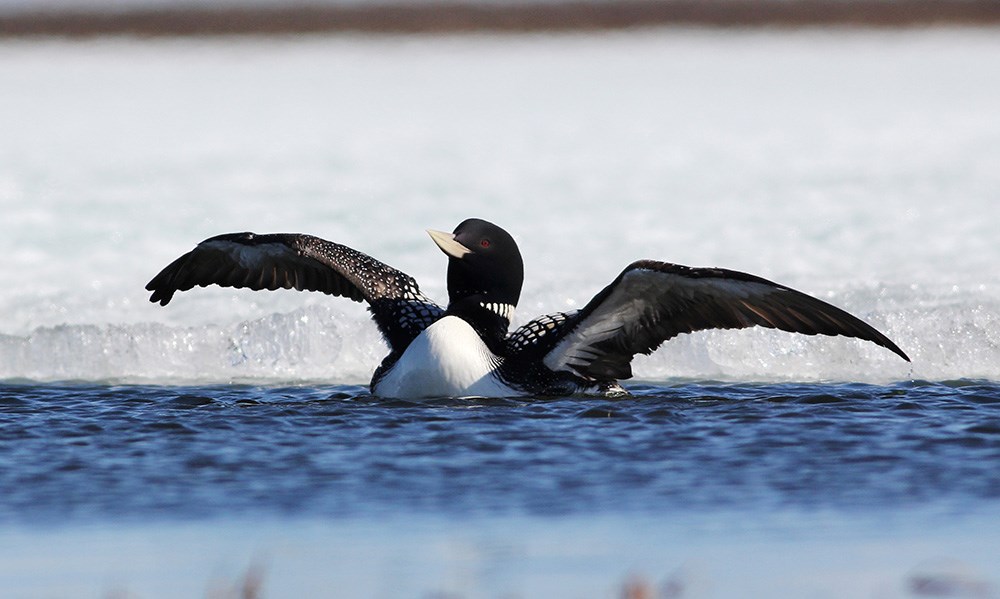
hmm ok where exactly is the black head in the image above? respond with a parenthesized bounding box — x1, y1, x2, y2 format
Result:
(428, 218, 524, 311)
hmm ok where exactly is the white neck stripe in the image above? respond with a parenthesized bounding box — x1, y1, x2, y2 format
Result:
(480, 302, 514, 321)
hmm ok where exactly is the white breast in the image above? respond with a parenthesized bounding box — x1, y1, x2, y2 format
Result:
(372, 316, 519, 399)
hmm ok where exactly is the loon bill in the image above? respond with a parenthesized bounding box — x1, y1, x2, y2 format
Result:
(146, 218, 910, 398)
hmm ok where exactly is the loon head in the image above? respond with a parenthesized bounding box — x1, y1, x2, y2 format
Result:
(428, 218, 524, 315)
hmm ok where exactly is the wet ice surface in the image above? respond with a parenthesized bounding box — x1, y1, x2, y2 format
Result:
(1, 29, 999, 384)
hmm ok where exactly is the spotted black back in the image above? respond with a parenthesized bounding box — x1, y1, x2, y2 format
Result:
(505, 311, 578, 358)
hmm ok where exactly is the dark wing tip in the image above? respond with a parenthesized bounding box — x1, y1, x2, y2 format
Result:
(874, 334, 910, 362)
(145, 250, 199, 306)
(145, 264, 175, 306)
(147, 288, 174, 306)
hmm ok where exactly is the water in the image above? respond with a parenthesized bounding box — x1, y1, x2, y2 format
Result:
(3, 380, 999, 597)
(3, 380, 999, 523)
(1, 29, 1000, 597)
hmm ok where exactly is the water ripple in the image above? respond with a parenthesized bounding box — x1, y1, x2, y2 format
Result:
(0, 380, 998, 524)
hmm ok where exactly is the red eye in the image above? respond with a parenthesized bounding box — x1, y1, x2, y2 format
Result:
(480, 239, 491, 248)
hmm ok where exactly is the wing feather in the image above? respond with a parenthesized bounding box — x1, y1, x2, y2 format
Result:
(536, 260, 909, 381)
(146, 232, 443, 351)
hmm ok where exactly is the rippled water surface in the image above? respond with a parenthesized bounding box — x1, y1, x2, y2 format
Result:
(3, 380, 1000, 597)
(3, 380, 998, 524)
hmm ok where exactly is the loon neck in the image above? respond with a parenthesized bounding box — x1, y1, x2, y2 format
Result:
(445, 295, 514, 354)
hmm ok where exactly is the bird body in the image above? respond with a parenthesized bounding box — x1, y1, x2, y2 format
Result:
(146, 218, 909, 398)
(371, 315, 517, 398)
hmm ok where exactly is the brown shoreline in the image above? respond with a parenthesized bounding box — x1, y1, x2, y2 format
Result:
(1, 1, 999, 37)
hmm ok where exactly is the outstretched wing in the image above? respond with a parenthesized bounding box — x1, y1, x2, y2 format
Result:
(145, 232, 443, 351)
(523, 260, 909, 381)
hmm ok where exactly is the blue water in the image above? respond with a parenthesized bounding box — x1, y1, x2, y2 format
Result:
(4, 380, 1000, 596)
(3, 380, 998, 525)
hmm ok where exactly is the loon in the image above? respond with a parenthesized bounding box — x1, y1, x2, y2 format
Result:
(146, 218, 910, 398)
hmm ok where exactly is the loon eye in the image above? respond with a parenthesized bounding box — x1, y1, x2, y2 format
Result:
(480, 239, 491, 248)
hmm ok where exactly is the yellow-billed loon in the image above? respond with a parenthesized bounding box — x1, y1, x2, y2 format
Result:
(146, 218, 910, 397)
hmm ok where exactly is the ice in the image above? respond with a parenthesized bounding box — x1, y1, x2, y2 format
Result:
(1, 29, 999, 383)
